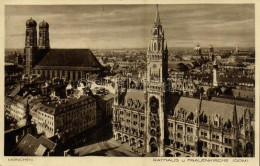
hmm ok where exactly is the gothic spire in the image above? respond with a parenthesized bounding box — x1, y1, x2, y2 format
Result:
(155, 4, 160, 25)
(232, 102, 238, 127)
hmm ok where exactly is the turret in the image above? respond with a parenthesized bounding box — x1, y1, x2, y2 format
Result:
(38, 20, 50, 50)
(213, 58, 218, 87)
(209, 44, 214, 61)
(232, 103, 239, 156)
(114, 76, 121, 106)
(25, 18, 37, 47)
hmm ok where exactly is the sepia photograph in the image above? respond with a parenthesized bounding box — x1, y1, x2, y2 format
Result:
(3, 3, 256, 161)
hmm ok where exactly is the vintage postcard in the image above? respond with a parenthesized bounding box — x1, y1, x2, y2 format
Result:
(1, 0, 259, 166)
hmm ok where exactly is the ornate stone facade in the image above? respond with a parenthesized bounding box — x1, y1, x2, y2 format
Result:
(112, 5, 254, 157)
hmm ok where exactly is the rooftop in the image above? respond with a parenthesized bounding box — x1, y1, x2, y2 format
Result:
(35, 95, 96, 115)
(173, 97, 254, 122)
(35, 49, 103, 69)
(13, 133, 56, 156)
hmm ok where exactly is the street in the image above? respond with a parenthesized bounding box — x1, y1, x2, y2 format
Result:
(75, 123, 141, 157)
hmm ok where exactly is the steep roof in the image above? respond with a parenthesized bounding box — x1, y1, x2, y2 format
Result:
(15, 134, 39, 156)
(38, 136, 56, 150)
(35, 49, 103, 69)
(174, 97, 254, 122)
(14, 133, 56, 156)
(124, 90, 146, 105)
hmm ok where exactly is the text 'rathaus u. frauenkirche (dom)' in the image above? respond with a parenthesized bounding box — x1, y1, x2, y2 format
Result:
(112, 6, 254, 157)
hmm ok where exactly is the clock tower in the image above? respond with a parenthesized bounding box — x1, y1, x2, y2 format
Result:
(146, 5, 168, 156)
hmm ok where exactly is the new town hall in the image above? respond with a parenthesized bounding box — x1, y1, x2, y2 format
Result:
(112, 6, 254, 157)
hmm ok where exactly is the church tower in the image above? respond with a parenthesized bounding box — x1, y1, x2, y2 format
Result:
(38, 20, 50, 50)
(209, 44, 214, 61)
(213, 58, 218, 87)
(146, 5, 168, 156)
(25, 18, 37, 75)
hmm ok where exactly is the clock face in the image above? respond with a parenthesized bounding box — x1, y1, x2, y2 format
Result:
(153, 64, 157, 68)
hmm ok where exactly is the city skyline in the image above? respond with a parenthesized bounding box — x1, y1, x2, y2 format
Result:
(4, 3, 255, 158)
(5, 4, 255, 49)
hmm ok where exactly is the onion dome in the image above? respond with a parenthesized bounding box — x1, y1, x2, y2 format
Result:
(39, 20, 49, 29)
(26, 17, 37, 28)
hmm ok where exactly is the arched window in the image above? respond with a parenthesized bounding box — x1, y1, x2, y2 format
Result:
(154, 42, 157, 51)
(150, 96, 159, 114)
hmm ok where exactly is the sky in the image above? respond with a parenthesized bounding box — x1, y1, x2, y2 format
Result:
(5, 4, 255, 49)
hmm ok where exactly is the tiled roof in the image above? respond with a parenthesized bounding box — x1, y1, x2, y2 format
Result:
(15, 134, 40, 156)
(124, 90, 146, 105)
(38, 136, 56, 150)
(14, 133, 56, 156)
(35, 49, 103, 69)
(34, 144, 47, 156)
(9, 85, 24, 97)
(174, 97, 254, 122)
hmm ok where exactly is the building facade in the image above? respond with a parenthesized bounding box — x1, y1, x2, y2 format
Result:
(112, 6, 254, 157)
(32, 95, 96, 139)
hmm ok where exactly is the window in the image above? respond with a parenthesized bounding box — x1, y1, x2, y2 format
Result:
(212, 144, 216, 150)
(201, 131, 207, 137)
(203, 141, 207, 148)
(187, 127, 193, 133)
(225, 148, 232, 154)
(229, 149, 232, 154)
(170, 139, 173, 144)
(153, 42, 157, 51)
(177, 125, 183, 130)
(225, 138, 232, 145)
(177, 133, 182, 138)
(216, 145, 219, 151)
